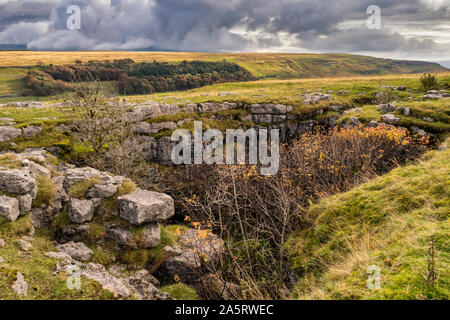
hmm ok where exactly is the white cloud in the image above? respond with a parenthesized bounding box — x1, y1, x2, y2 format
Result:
(0, 21, 49, 44)
(0, 0, 448, 63)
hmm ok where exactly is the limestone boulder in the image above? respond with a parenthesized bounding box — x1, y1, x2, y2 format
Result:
(26, 161, 51, 179)
(381, 113, 400, 125)
(0, 126, 22, 142)
(0, 195, 20, 221)
(118, 189, 174, 225)
(163, 229, 223, 284)
(378, 104, 396, 114)
(63, 167, 121, 189)
(18, 194, 32, 216)
(0, 168, 36, 195)
(122, 270, 172, 300)
(12, 272, 28, 296)
(68, 198, 95, 224)
(57, 241, 93, 261)
(140, 224, 161, 248)
(87, 183, 117, 199)
(107, 226, 138, 249)
(22, 126, 42, 137)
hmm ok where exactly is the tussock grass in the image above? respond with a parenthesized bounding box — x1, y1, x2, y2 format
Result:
(33, 174, 57, 208)
(0, 153, 22, 169)
(68, 177, 100, 199)
(116, 179, 136, 196)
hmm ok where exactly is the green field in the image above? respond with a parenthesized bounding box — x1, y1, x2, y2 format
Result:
(0, 51, 447, 97)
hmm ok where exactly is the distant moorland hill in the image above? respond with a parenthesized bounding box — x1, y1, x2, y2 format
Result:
(0, 51, 447, 79)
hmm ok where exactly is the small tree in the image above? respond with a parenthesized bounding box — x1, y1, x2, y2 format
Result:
(69, 80, 147, 178)
(420, 73, 438, 91)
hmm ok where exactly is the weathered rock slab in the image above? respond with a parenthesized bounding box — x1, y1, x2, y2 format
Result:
(57, 241, 93, 261)
(0, 168, 36, 195)
(118, 189, 174, 225)
(381, 113, 400, 125)
(0, 195, 20, 221)
(12, 272, 28, 296)
(0, 126, 21, 142)
(68, 198, 95, 224)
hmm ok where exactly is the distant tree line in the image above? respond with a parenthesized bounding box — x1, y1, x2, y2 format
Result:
(23, 59, 255, 96)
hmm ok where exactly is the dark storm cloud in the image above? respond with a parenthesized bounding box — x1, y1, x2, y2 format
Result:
(303, 28, 440, 52)
(0, 0, 448, 59)
(0, 0, 59, 31)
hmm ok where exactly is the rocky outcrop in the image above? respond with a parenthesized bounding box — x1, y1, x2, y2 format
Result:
(57, 241, 93, 261)
(381, 113, 400, 125)
(163, 228, 224, 284)
(423, 90, 450, 99)
(68, 198, 95, 224)
(250, 104, 293, 124)
(0, 125, 43, 142)
(301, 93, 332, 104)
(378, 103, 396, 114)
(0, 149, 194, 299)
(53, 257, 172, 299)
(0, 126, 22, 142)
(0, 168, 36, 195)
(12, 272, 28, 296)
(3, 101, 46, 108)
(22, 125, 42, 137)
(63, 167, 123, 189)
(25, 160, 51, 179)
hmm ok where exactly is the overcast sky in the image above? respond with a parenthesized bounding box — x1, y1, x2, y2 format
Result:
(0, 0, 449, 66)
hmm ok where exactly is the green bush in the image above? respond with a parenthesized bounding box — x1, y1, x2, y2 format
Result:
(420, 73, 438, 91)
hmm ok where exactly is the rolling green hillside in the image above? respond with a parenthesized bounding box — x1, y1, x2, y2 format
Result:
(288, 138, 450, 300)
(0, 51, 447, 97)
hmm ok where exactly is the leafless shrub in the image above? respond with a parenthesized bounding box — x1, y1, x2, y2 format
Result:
(68, 80, 147, 178)
(374, 90, 394, 104)
(180, 125, 429, 299)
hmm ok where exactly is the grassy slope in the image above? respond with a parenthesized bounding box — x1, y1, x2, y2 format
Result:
(287, 138, 450, 300)
(0, 51, 447, 97)
(128, 72, 450, 104)
(0, 67, 30, 97)
(0, 216, 115, 299)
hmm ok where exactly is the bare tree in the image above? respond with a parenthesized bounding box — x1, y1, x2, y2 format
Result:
(68, 80, 147, 178)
